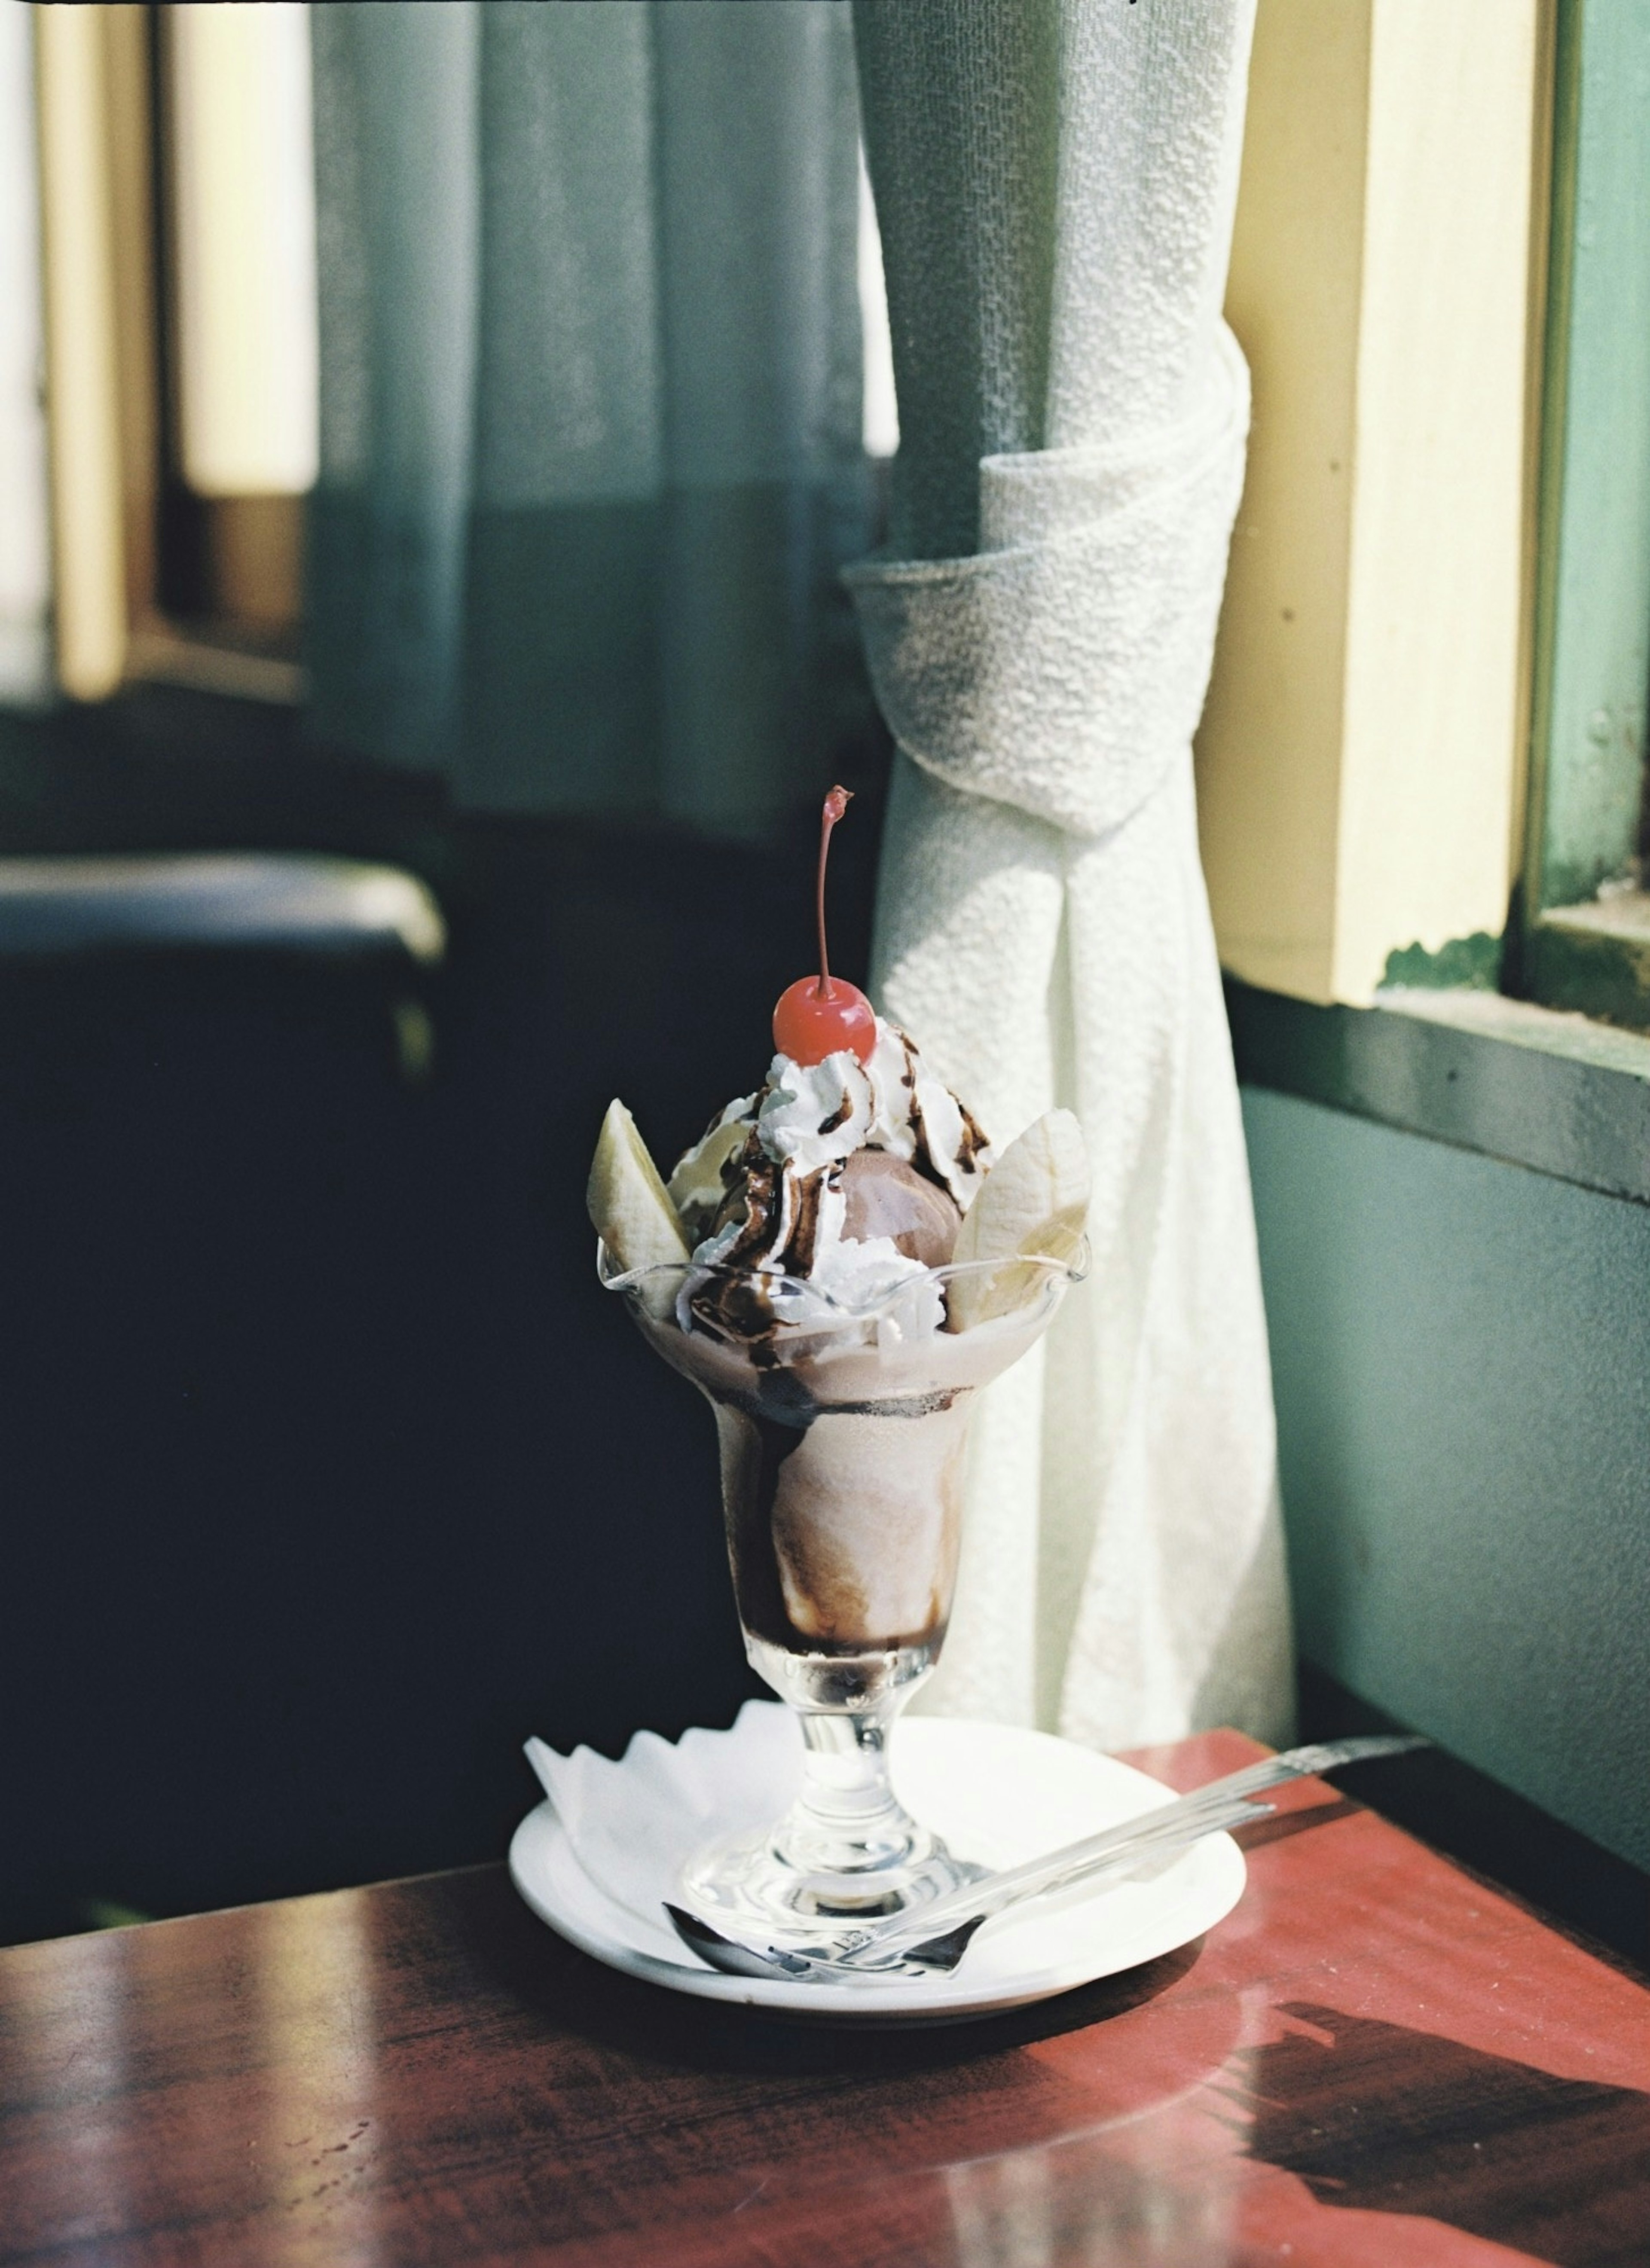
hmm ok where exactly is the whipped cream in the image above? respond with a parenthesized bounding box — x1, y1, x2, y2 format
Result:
(668, 1017, 990, 1346)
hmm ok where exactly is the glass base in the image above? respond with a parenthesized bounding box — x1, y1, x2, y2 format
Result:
(680, 1814, 986, 1946)
(678, 1674, 987, 1949)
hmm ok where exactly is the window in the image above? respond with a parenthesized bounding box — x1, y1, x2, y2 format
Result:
(1517, 0, 1650, 1029)
(1197, 0, 1650, 1042)
(1195, 0, 1545, 1010)
(34, 1, 318, 703)
(24, 5, 901, 726)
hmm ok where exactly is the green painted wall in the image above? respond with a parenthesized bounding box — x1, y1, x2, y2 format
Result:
(1242, 1087, 1650, 1871)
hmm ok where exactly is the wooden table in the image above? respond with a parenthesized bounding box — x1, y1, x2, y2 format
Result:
(3, 1731, 1648, 2267)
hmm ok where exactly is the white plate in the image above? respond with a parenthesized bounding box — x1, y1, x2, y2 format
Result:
(509, 1711, 1245, 2023)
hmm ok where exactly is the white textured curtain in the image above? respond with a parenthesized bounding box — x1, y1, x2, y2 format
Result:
(849, 1, 1294, 1744)
(308, 1, 869, 842)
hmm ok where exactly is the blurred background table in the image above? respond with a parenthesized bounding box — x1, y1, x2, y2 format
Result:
(3, 1731, 1647, 2267)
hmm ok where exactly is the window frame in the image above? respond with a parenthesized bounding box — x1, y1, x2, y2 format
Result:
(1194, 0, 1548, 1010)
(31, 1, 309, 708)
(1518, 0, 1650, 1032)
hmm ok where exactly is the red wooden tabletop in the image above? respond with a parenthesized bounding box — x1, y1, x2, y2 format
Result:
(2, 1729, 1647, 2267)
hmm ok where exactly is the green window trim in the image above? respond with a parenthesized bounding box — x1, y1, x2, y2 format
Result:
(1518, 0, 1650, 1030)
(1226, 975, 1650, 1208)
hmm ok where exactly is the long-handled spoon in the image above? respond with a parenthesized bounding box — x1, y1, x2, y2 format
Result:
(666, 1733, 1426, 1983)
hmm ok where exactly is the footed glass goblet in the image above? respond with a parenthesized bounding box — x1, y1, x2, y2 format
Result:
(601, 1246, 1082, 1949)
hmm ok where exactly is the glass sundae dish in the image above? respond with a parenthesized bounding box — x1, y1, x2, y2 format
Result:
(588, 791, 1088, 1948)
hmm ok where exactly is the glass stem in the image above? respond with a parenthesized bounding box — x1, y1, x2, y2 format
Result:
(776, 1705, 927, 1882)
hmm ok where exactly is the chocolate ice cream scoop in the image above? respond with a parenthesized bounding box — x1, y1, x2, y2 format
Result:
(837, 1149, 960, 1268)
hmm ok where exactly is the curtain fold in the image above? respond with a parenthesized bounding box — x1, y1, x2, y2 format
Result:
(850, 0, 1294, 1745)
(308, 0, 869, 842)
(309, 1, 480, 773)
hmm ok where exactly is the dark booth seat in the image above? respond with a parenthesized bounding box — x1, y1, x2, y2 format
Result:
(0, 852, 445, 965)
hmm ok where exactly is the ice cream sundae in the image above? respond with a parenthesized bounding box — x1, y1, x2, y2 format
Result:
(587, 788, 1088, 1931)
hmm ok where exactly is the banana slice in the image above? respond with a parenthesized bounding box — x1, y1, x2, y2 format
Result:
(666, 1110, 750, 1242)
(587, 1101, 691, 1313)
(947, 1108, 1089, 1329)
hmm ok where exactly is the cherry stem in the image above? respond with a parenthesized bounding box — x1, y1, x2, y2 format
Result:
(814, 785, 851, 998)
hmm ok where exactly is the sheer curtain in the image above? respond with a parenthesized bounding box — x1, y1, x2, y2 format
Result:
(849, 0, 1294, 1745)
(307, 0, 869, 842)
(307, 0, 1292, 1749)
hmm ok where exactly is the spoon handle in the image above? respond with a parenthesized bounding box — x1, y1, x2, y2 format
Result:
(837, 1731, 1427, 1966)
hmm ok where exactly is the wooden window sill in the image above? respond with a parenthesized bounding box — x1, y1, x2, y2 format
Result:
(1226, 971, 1650, 1206)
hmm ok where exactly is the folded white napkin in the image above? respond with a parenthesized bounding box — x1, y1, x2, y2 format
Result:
(524, 1700, 800, 1926)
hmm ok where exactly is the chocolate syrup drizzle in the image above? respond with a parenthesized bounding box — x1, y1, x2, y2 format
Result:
(682, 1031, 987, 1350)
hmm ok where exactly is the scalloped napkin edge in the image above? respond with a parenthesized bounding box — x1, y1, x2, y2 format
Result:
(523, 1699, 801, 1925)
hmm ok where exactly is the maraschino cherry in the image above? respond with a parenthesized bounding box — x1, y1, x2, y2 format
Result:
(772, 786, 877, 1066)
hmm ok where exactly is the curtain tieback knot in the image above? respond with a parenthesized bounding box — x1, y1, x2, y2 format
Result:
(845, 324, 1249, 840)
